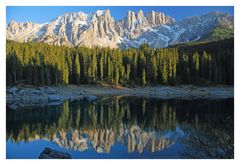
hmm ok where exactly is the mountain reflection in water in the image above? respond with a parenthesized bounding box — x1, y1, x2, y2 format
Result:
(6, 96, 233, 158)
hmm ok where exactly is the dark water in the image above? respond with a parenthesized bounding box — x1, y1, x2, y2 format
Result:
(6, 96, 234, 159)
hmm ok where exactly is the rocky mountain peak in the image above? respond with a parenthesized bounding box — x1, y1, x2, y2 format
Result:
(137, 10, 144, 20)
(7, 10, 233, 49)
(125, 10, 137, 30)
(95, 10, 106, 16)
(105, 9, 111, 17)
(147, 10, 156, 25)
(147, 11, 175, 26)
(78, 9, 120, 48)
(8, 20, 18, 26)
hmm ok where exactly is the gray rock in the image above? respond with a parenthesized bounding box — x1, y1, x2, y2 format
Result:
(84, 95, 97, 101)
(47, 102, 63, 106)
(18, 89, 26, 95)
(48, 95, 63, 101)
(41, 87, 57, 94)
(39, 147, 72, 159)
(7, 87, 18, 95)
(31, 89, 42, 95)
(76, 91, 84, 95)
(8, 103, 18, 110)
(17, 88, 43, 96)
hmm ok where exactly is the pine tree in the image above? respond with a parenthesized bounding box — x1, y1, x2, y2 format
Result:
(73, 53, 81, 84)
(201, 51, 209, 80)
(142, 69, 147, 86)
(107, 55, 112, 83)
(62, 62, 69, 85)
(192, 52, 200, 81)
(126, 63, 131, 83)
(98, 52, 104, 81)
(114, 66, 119, 85)
(161, 60, 168, 84)
(208, 54, 212, 81)
(91, 50, 97, 82)
(182, 53, 189, 84)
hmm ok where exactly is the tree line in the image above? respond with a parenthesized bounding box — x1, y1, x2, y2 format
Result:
(6, 38, 233, 86)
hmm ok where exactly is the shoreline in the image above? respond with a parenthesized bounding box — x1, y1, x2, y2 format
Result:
(7, 85, 234, 109)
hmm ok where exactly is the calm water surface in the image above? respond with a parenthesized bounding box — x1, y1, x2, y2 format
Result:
(6, 96, 234, 159)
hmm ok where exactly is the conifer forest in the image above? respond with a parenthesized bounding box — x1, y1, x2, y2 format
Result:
(6, 38, 234, 86)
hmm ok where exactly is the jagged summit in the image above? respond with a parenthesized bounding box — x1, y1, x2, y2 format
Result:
(7, 9, 233, 49)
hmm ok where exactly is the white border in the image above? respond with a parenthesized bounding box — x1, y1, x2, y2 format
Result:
(1, 0, 240, 165)
(1, 0, 238, 6)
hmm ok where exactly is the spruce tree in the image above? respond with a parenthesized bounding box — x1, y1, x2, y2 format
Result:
(73, 53, 81, 84)
(142, 69, 147, 86)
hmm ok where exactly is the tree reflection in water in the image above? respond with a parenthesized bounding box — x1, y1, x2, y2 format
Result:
(180, 103, 234, 159)
(6, 97, 233, 158)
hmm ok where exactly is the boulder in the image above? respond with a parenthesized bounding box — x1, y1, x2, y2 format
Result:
(41, 87, 57, 94)
(84, 95, 97, 101)
(7, 87, 18, 95)
(39, 147, 72, 159)
(31, 89, 43, 95)
(8, 103, 18, 110)
(18, 89, 26, 95)
(48, 95, 63, 101)
(76, 91, 84, 95)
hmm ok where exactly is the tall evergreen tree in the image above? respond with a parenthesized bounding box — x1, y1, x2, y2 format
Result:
(142, 69, 147, 86)
(73, 53, 81, 84)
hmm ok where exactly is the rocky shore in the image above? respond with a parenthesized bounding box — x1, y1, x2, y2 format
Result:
(7, 85, 234, 109)
(7, 86, 97, 109)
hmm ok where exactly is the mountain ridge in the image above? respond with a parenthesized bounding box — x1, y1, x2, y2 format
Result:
(6, 9, 234, 49)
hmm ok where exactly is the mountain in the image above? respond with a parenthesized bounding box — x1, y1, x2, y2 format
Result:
(6, 10, 233, 49)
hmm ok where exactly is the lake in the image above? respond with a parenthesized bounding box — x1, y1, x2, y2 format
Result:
(6, 96, 234, 159)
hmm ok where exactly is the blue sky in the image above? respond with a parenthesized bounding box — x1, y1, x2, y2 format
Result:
(6, 6, 234, 24)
